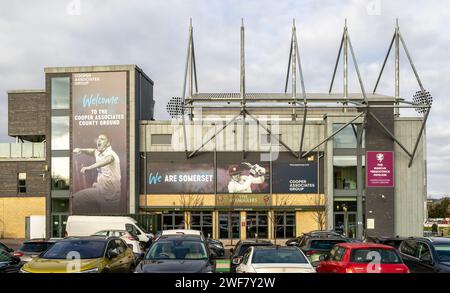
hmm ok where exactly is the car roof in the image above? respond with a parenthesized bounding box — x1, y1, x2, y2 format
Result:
(161, 229, 202, 236)
(23, 239, 57, 244)
(308, 236, 349, 241)
(239, 240, 272, 245)
(337, 242, 396, 249)
(156, 235, 204, 242)
(409, 237, 450, 244)
(62, 236, 118, 242)
(252, 246, 299, 250)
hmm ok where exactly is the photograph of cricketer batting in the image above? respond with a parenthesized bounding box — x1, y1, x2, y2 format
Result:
(227, 162, 268, 193)
(72, 133, 122, 213)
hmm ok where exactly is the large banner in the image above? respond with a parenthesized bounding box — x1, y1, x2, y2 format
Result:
(146, 162, 214, 194)
(366, 151, 394, 187)
(217, 154, 270, 194)
(72, 72, 128, 214)
(272, 159, 318, 193)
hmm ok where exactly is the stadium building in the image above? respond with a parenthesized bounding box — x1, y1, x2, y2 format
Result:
(0, 21, 430, 242)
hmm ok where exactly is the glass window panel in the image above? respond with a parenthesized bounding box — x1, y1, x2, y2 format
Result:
(333, 156, 365, 166)
(51, 77, 70, 110)
(10, 143, 21, 158)
(52, 198, 69, 213)
(333, 124, 358, 149)
(0, 143, 10, 158)
(51, 117, 70, 150)
(33, 143, 45, 158)
(21, 144, 33, 158)
(285, 226, 294, 238)
(51, 157, 70, 190)
(286, 214, 295, 225)
(334, 166, 357, 190)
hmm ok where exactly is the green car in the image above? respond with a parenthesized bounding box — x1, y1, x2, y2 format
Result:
(21, 236, 135, 273)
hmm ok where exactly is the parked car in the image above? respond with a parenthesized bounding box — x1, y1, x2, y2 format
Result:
(0, 250, 23, 273)
(20, 236, 135, 273)
(399, 237, 450, 273)
(92, 230, 143, 260)
(230, 240, 273, 273)
(0, 242, 14, 254)
(13, 239, 57, 263)
(235, 246, 315, 273)
(207, 239, 225, 258)
(65, 216, 151, 244)
(286, 230, 346, 247)
(316, 243, 409, 273)
(365, 236, 406, 250)
(297, 234, 351, 266)
(135, 234, 215, 273)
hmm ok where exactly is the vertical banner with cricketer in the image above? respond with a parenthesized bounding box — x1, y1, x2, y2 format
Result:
(72, 72, 128, 214)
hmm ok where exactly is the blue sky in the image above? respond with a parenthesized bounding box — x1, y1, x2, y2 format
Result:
(0, 0, 448, 197)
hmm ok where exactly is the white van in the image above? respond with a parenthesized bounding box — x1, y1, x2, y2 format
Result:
(65, 216, 150, 243)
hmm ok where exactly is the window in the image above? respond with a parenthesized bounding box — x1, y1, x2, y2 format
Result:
(246, 212, 268, 239)
(51, 117, 70, 150)
(333, 156, 365, 190)
(275, 212, 295, 239)
(51, 77, 70, 110)
(17, 173, 26, 193)
(51, 157, 70, 190)
(219, 212, 240, 239)
(333, 123, 364, 149)
(190, 211, 213, 238)
(329, 246, 347, 261)
(151, 134, 172, 145)
(52, 199, 69, 213)
(162, 212, 185, 230)
(400, 240, 419, 258)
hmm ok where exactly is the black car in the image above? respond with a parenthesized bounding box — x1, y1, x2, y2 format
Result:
(230, 240, 273, 273)
(0, 242, 14, 254)
(399, 237, 450, 273)
(207, 239, 225, 258)
(135, 235, 215, 273)
(297, 234, 351, 266)
(365, 236, 406, 250)
(286, 230, 345, 246)
(0, 250, 23, 273)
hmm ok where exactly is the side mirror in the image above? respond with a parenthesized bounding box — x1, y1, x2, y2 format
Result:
(107, 250, 119, 259)
(232, 257, 242, 265)
(419, 255, 433, 265)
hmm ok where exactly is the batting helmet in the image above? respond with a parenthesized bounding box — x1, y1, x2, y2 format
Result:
(228, 164, 242, 175)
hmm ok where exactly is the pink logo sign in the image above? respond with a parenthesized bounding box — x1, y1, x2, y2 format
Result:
(366, 151, 394, 187)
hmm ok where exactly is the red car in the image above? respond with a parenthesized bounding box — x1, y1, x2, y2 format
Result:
(316, 243, 409, 273)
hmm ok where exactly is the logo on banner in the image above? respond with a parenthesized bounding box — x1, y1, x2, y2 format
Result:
(376, 153, 384, 163)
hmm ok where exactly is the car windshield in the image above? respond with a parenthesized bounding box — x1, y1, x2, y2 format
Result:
(146, 240, 208, 260)
(19, 242, 54, 253)
(252, 248, 308, 264)
(350, 248, 402, 264)
(41, 240, 106, 259)
(310, 239, 347, 250)
(434, 245, 450, 262)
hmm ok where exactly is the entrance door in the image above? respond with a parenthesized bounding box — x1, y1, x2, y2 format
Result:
(334, 212, 357, 239)
(52, 214, 68, 238)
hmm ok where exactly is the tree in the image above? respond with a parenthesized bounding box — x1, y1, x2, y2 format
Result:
(179, 194, 204, 230)
(309, 194, 328, 231)
(266, 194, 294, 245)
(428, 198, 450, 219)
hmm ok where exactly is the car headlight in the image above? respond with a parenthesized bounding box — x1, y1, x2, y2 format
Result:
(19, 268, 30, 273)
(79, 268, 99, 273)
